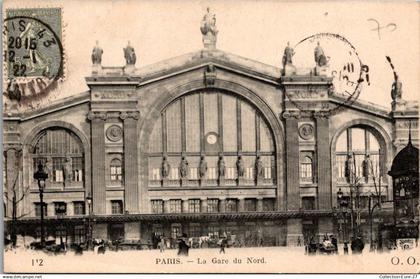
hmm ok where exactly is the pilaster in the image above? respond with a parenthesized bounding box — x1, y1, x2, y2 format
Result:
(87, 111, 107, 214)
(120, 111, 140, 213)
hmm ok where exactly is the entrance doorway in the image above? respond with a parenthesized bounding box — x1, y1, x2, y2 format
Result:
(109, 223, 125, 241)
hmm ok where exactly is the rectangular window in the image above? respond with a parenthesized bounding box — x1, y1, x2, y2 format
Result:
(54, 202, 67, 216)
(188, 199, 201, 213)
(208, 225, 219, 238)
(190, 168, 198, 180)
(245, 198, 257, 211)
(152, 168, 161, 180)
(170, 168, 179, 180)
(151, 200, 164, 214)
(207, 168, 217, 179)
(226, 167, 236, 179)
(263, 198, 275, 211)
(244, 167, 254, 179)
(111, 200, 123, 214)
(207, 199, 219, 213)
(73, 201, 85, 215)
(34, 202, 47, 217)
(189, 223, 201, 237)
(110, 166, 123, 181)
(72, 157, 84, 182)
(264, 167, 272, 179)
(52, 158, 65, 182)
(169, 199, 182, 213)
(171, 224, 182, 239)
(225, 198, 238, 212)
(302, 197, 315, 210)
(74, 225, 85, 244)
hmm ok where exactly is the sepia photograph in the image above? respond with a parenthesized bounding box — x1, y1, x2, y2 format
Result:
(1, 0, 419, 274)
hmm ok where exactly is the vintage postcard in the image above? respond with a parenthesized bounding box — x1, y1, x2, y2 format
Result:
(2, 0, 419, 274)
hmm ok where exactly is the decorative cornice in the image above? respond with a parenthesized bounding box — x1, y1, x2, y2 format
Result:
(4, 144, 22, 152)
(120, 111, 140, 120)
(313, 111, 330, 119)
(87, 111, 108, 121)
(282, 111, 301, 119)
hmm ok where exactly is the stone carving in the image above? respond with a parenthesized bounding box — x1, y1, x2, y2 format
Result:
(161, 155, 171, 179)
(45, 157, 53, 181)
(282, 42, 295, 68)
(204, 64, 216, 86)
(314, 42, 328, 67)
(218, 155, 225, 177)
(298, 124, 314, 140)
(236, 155, 244, 177)
(391, 74, 402, 101)
(87, 111, 108, 121)
(199, 155, 208, 178)
(344, 154, 355, 183)
(119, 111, 140, 120)
(6, 79, 22, 102)
(255, 155, 264, 179)
(106, 125, 123, 142)
(63, 156, 73, 183)
(362, 154, 371, 180)
(124, 41, 136, 65)
(200, 7, 218, 48)
(179, 156, 189, 178)
(91, 41, 103, 65)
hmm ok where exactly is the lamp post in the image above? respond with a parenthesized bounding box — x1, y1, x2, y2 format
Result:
(337, 188, 349, 243)
(33, 162, 48, 248)
(86, 193, 93, 250)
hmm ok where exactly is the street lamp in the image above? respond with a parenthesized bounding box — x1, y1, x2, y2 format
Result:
(33, 162, 48, 248)
(336, 188, 349, 243)
(86, 193, 93, 250)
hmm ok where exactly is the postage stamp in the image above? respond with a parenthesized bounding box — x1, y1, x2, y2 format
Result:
(3, 8, 63, 104)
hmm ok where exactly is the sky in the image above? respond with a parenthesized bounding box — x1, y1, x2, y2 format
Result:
(3, 0, 419, 110)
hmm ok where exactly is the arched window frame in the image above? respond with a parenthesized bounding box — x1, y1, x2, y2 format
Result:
(31, 128, 84, 186)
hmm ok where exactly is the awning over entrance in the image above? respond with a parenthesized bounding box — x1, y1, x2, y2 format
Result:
(5, 210, 334, 225)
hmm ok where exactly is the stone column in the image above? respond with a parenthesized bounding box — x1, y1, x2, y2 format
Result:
(201, 198, 208, 213)
(120, 111, 140, 214)
(283, 112, 300, 210)
(257, 198, 264, 212)
(182, 199, 189, 213)
(163, 199, 170, 213)
(88, 111, 107, 214)
(238, 198, 245, 212)
(286, 218, 303, 246)
(315, 112, 331, 210)
(219, 198, 226, 213)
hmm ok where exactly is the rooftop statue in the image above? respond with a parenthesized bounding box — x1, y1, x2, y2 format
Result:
(314, 41, 328, 67)
(391, 74, 403, 101)
(282, 42, 295, 69)
(200, 7, 218, 48)
(124, 41, 136, 65)
(91, 40, 103, 65)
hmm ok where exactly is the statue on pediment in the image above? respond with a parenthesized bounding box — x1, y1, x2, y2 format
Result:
(236, 155, 244, 177)
(161, 155, 171, 179)
(314, 41, 328, 67)
(391, 74, 402, 101)
(199, 155, 208, 178)
(91, 41, 103, 65)
(200, 7, 218, 49)
(218, 155, 225, 177)
(179, 156, 189, 178)
(255, 156, 264, 179)
(282, 42, 295, 68)
(63, 156, 73, 184)
(124, 41, 136, 65)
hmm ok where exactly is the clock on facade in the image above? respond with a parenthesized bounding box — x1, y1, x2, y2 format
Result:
(206, 133, 218, 144)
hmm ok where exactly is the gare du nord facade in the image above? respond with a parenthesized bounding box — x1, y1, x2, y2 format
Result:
(3, 35, 419, 248)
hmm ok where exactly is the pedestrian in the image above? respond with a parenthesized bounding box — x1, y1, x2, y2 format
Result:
(331, 235, 338, 253)
(343, 241, 349, 255)
(158, 236, 165, 253)
(220, 238, 227, 254)
(297, 236, 302, 246)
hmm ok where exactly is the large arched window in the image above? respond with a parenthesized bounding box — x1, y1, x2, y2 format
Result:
(335, 126, 384, 184)
(32, 128, 84, 186)
(148, 90, 276, 187)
